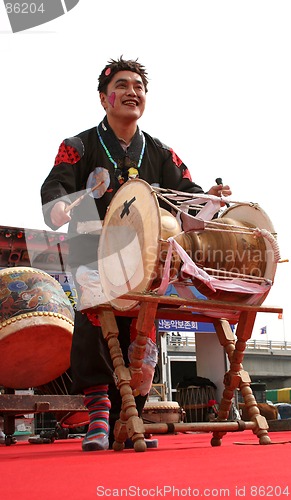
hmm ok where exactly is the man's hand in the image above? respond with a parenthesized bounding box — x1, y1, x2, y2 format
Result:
(50, 201, 71, 227)
(208, 183, 231, 204)
(208, 183, 232, 197)
(207, 183, 232, 207)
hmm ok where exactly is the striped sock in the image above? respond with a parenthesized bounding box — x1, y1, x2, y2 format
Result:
(84, 385, 111, 441)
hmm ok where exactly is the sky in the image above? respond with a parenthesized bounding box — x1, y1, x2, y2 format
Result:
(0, 0, 290, 341)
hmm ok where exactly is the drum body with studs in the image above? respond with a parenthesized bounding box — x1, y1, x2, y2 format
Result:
(0, 267, 74, 388)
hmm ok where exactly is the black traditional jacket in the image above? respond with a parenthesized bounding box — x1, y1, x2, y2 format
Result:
(41, 117, 203, 269)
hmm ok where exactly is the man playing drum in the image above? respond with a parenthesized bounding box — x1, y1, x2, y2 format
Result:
(41, 56, 231, 451)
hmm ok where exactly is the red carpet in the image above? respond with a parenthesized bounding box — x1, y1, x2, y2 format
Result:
(1, 431, 291, 499)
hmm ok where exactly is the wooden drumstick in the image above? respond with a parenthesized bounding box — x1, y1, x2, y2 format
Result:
(64, 180, 105, 213)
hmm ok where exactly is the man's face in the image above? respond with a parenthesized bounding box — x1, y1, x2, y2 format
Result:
(100, 70, 146, 123)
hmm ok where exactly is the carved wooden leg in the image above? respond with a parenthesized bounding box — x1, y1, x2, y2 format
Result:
(235, 311, 271, 444)
(239, 371, 270, 444)
(130, 301, 158, 390)
(213, 318, 236, 364)
(128, 301, 158, 451)
(98, 309, 146, 452)
(211, 312, 270, 445)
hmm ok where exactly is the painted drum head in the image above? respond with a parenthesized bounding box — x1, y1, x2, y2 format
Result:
(0, 267, 74, 388)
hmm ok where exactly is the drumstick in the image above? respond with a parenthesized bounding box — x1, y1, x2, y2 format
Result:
(215, 177, 230, 207)
(64, 180, 105, 213)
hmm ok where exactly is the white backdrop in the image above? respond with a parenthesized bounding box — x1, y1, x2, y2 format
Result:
(0, 0, 290, 340)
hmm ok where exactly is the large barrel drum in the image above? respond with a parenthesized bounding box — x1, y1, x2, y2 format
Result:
(0, 267, 74, 388)
(98, 179, 278, 311)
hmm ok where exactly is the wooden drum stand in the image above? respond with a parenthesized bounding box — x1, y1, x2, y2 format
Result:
(92, 293, 282, 452)
(95, 179, 284, 452)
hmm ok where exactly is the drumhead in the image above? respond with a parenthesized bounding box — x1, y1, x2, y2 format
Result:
(186, 203, 278, 306)
(220, 203, 277, 283)
(98, 179, 161, 311)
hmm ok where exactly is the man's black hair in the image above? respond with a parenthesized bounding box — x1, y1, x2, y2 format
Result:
(98, 56, 148, 94)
